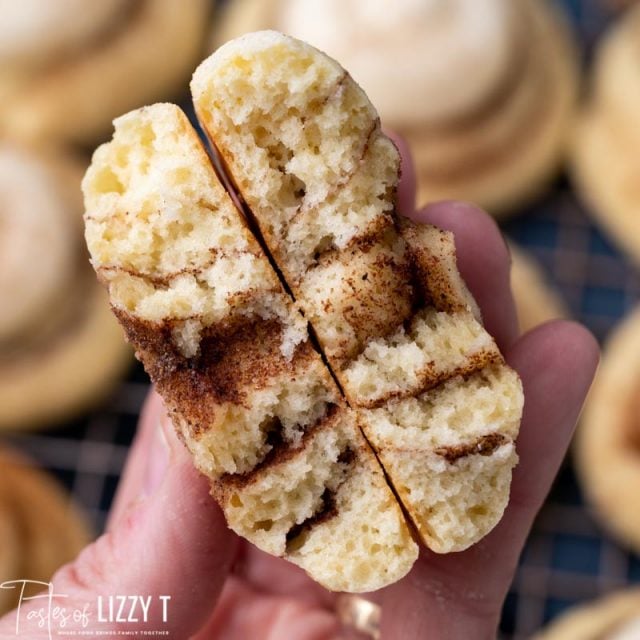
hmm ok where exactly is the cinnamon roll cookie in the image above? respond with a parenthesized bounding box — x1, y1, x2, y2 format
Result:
(509, 243, 568, 334)
(0, 497, 20, 615)
(575, 306, 640, 554)
(0, 0, 210, 145)
(533, 589, 640, 640)
(0, 450, 92, 616)
(572, 5, 640, 264)
(211, 0, 579, 216)
(84, 32, 523, 588)
(0, 144, 131, 430)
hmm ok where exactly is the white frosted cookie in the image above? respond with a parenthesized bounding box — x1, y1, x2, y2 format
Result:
(0, 144, 131, 430)
(0, 146, 76, 342)
(279, 0, 516, 128)
(212, 0, 512, 120)
(572, 5, 640, 265)
(210, 0, 579, 217)
(83, 103, 418, 593)
(0, 0, 128, 68)
(409, 0, 578, 215)
(0, 451, 92, 615)
(509, 243, 568, 334)
(212, 0, 279, 51)
(575, 306, 640, 554)
(533, 589, 640, 640)
(194, 31, 524, 553)
(0, 0, 210, 145)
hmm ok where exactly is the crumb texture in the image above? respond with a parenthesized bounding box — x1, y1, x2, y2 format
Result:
(342, 308, 501, 407)
(178, 349, 339, 477)
(363, 365, 523, 551)
(387, 440, 517, 552)
(193, 31, 408, 362)
(216, 411, 353, 557)
(217, 413, 417, 591)
(288, 444, 420, 592)
(401, 220, 481, 321)
(83, 103, 289, 358)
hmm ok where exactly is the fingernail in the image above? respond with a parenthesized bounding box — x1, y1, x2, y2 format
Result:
(143, 420, 169, 495)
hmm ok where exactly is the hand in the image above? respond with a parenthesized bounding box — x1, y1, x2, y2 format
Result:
(0, 141, 598, 640)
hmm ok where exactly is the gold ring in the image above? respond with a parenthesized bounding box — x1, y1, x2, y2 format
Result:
(336, 594, 381, 639)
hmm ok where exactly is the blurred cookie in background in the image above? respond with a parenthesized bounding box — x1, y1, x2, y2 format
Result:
(533, 589, 640, 639)
(509, 242, 569, 334)
(572, 4, 640, 265)
(0, 0, 210, 146)
(0, 497, 21, 615)
(575, 306, 640, 555)
(0, 450, 92, 616)
(213, 0, 579, 217)
(0, 144, 131, 431)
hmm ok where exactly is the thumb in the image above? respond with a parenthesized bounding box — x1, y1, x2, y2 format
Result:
(0, 392, 238, 637)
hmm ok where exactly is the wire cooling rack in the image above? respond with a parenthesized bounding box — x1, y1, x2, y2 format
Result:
(500, 187, 640, 638)
(2, 1, 639, 638)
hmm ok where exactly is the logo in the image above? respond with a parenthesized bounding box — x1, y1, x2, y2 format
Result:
(0, 581, 171, 638)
